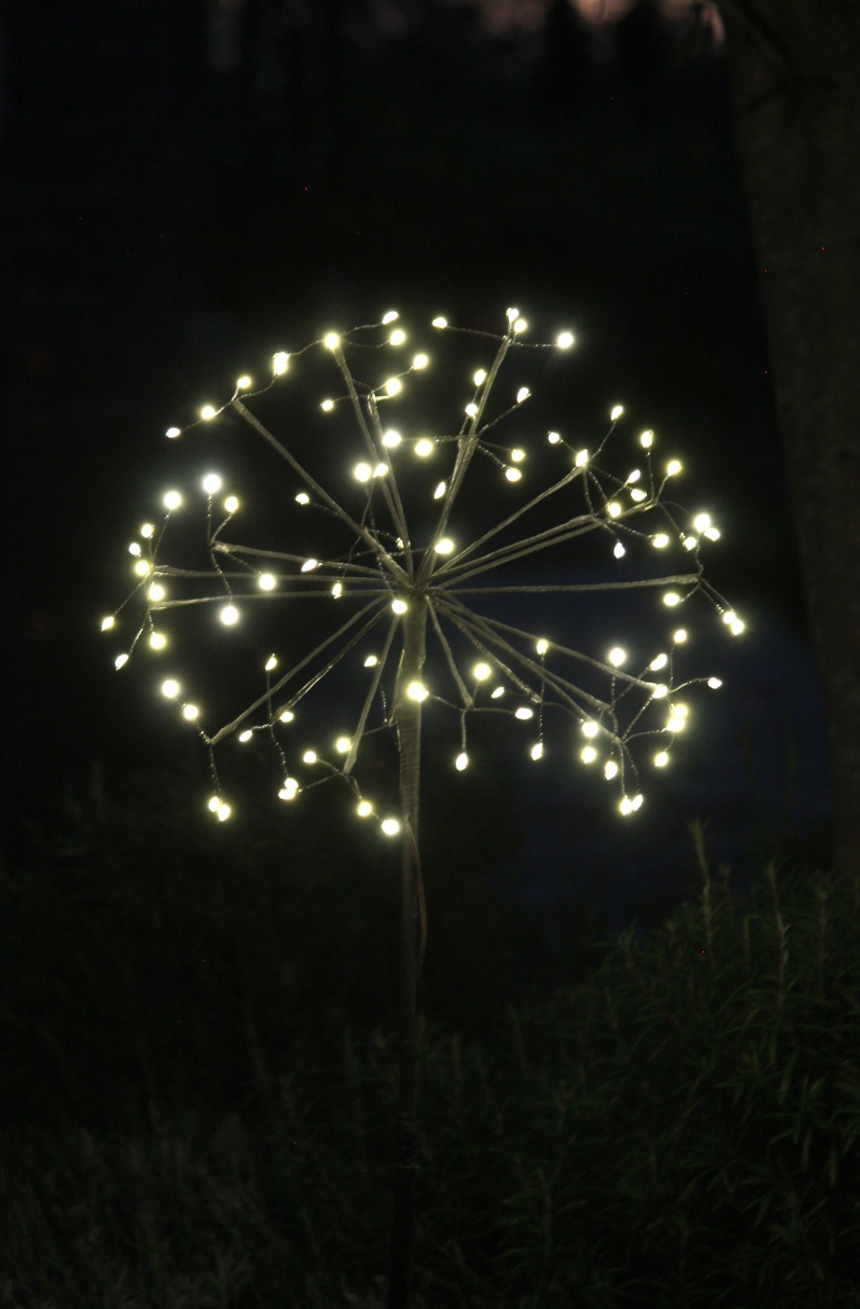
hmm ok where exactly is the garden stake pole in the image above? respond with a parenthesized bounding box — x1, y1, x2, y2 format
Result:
(388, 594, 427, 1309)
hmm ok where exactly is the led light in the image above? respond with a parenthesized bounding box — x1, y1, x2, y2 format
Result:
(505, 468, 522, 482)
(473, 663, 491, 680)
(114, 654, 128, 669)
(548, 431, 561, 444)
(371, 464, 387, 479)
(162, 679, 180, 698)
(530, 742, 543, 760)
(382, 311, 399, 324)
(604, 760, 618, 780)
(301, 559, 318, 572)
(336, 737, 351, 753)
(434, 538, 454, 554)
(431, 317, 447, 328)
(201, 405, 217, 421)
(606, 502, 621, 518)
(331, 582, 343, 598)
(557, 331, 574, 348)
(654, 751, 669, 767)
(279, 709, 294, 723)
(407, 682, 428, 702)
(683, 537, 697, 550)
(610, 405, 624, 421)
(215, 803, 230, 822)
(324, 333, 339, 349)
(220, 605, 239, 625)
(385, 378, 402, 396)
(433, 481, 446, 500)
(673, 629, 687, 643)
(581, 746, 597, 763)
(667, 460, 682, 476)
(652, 534, 670, 548)
(632, 795, 644, 810)
(382, 818, 400, 836)
(128, 542, 141, 556)
(166, 426, 181, 439)
(357, 801, 373, 817)
(383, 430, 401, 448)
(273, 352, 289, 374)
(536, 639, 548, 655)
(575, 450, 588, 466)
(236, 376, 252, 390)
(392, 599, 407, 614)
(208, 797, 220, 813)
(265, 655, 277, 671)
(674, 702, 689, 720)
(663, 592, 681, 607)
(491, 687, 504, 699)
(259, 574, 275, 590)
(506, 308, 519, 321)
(613, 541, 626, 558)
(224, 496, 240, 515)
(516, 387, 530, 402)
(278, 781, 299, 801)
(652, 684, 668, 698)
(731, 619, 745, 635)
(321, 399, 334, 412)
(149, 632, 166, 649)
(465, 403, 478, 417)
(515, 707, 533, 720)
(415, 440, 433, 457)
(608, 647, 626, 667)
(101, 616, 115, 631)
(183, 704, 198, 720)
(389, 329, 406, 345)
(513, 318, 527, 333)
(296, 492, 310, 504)
(364, 655, 379, 667)
(164, 491, 181, 510)
(511, 448, 525, 462)
(239, 730, 253, 742)
(354, 462, 372, 482)
(203, 474, 222, 495)
(630, 489, 647, 502)
(582, 722, 599, 738)
(140, 524, 154, 538)
(620, 798, 633, 815)
(412, 353, 428, 369)
(303, 750, 317, 764)
(693, 513, 711, 532)
(626, 470, 641, 484)
(640, 430, 654, 448)
(474, 369, 487, 385)
(134, 560, 151, 576)
(455, 752, 468, 771)
(704, 527, 721, 541)
(708, 677, 723, 688)
(722, 611, 737, 626)
(650, 653, 668, 670)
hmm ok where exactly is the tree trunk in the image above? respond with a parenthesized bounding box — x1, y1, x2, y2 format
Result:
(719, 0, 860, 880)
(388, 598, 427, 1309)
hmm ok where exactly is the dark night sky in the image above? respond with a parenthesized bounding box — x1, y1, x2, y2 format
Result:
(2, 0, 832, 939)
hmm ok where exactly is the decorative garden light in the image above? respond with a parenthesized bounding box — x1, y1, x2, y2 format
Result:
(102, 307, 741, 1309)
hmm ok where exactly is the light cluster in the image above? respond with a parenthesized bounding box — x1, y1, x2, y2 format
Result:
(103, 308, 742, 832)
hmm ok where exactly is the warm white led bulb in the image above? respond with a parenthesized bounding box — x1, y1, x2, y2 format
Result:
(708, 677, 722, 688)
(667, 460, 682, 476)
(465, 403, 478, 417)
(183, 704, 198, 720)
(321, 399, 334, 412)
(581, 746, 597, 763)
(530, 742, 543, 760)
(575, 450, 588, 466)
(357, 801, 373, 817)
(433, 481, 446, 500)
(582, 722, 599, 738)
(415, 440, 433, 457)
(239, 730, 253, 742)
(259, 574, 275, 590)
(632, 795, 643, 811)
(513, 318, 527, 333)
(608, 647, 626, 666)
(515, 707, 533, 720)
(203, 474, 221, 494)
(208, 796, 220, 813)
(301, 559, 318, 572)
(640, 430, 654, 448)
(652, 534, 670, 548)
(650, 653, 668, 670)
(220, 605, 239, 625)
(382, 818, 401, 836)
(473, 663, 491, 680)
(663, 592, 681, 607)
(620, 798, 633, 815)
(604, 760, 618, 780)
(654, 752, 669, 767)
(557, 331, 574, 348)
(224, 496, 239, 513)
(114, 654, 128, 669)
(354, 462, 372, 483)
(392, 599, 407, 614)
(331, 582, 343, 598)
(389, 329, 406, 345)
(652, 684, 668, 698)
(164, 491, 181, 510)
(140, 524, 154, 538)
(673, 629, 687, 643)
(382, 310, 398, 324)
(606, 502, 621, 518)
(626, 469, 641, 484)
(336, 737, 351, 753)
(323, 333, 339, 350)
(473, 369, 487, 385)
(265, 655, 277, 671)
(505, 468, 522, 482)
(303, 750, 317, 764)
(731, 619, 745, 635)
(217, 803, 231, 821)
(630, 489, 647, 502)
(511, 448, 526, 463)
(683, 537, 697, 551)
(610, 405, 624, 421)
(134, 560, 151, 576)
(491, 687, 505, 699)
(201, 405, 217, 421)
(506, 308, 519, 321)
(236, 376, 251, 390)
(432, 317, 447, 328)
(548, 431, 561, 444)
(279, 709, 294, 723)
(412, 353, 428, 369)
(162, 679, 180, 698)
(364, 655, 379, 667)
(295, 492, 310, 504)
(166, 427, 181, 439)
(516, 387, 530, 402)
(385, 378, 401, 396)
(704, 527, 721, 541)
(693, 513, 711, 532)
(101, 616, 115, 631)
(149, 632, 166, 650)
(613, 541, 626, 559)
(407, 682, 428, 702)
(383, 430, 401, 448)
(279, 778, 299, 801)
(434, 538, 454, 554)
(536, 639, 548, 656)
(455, 752, 468, 771)
(273, 352, 289, 375)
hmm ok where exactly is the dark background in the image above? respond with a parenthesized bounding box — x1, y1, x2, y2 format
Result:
(2, 0, 833, 969)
